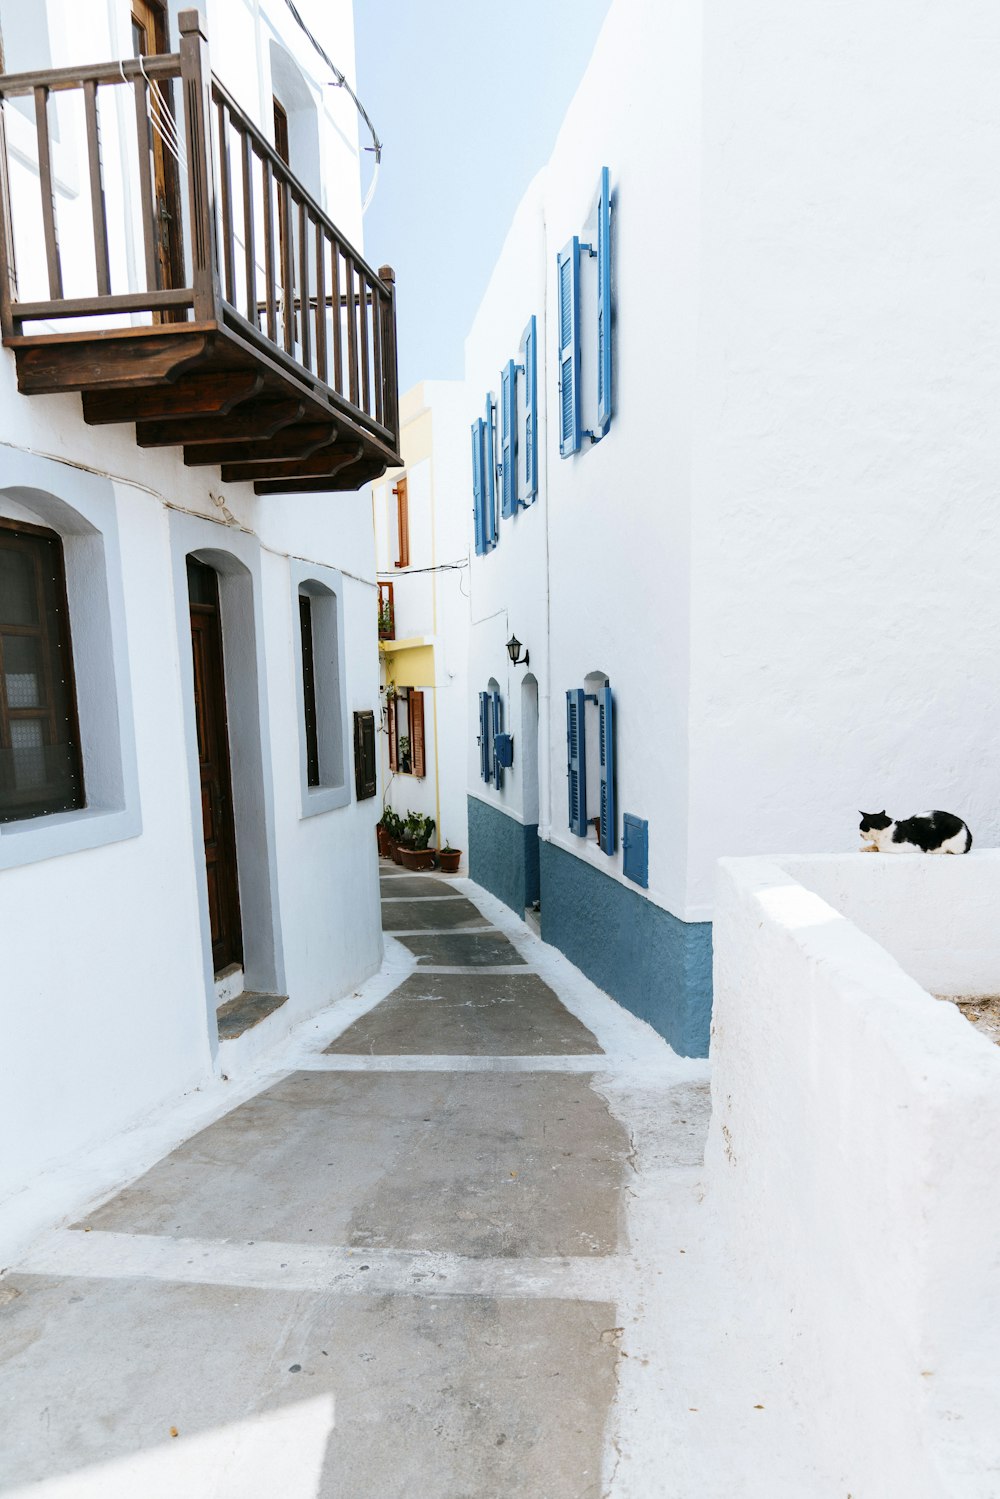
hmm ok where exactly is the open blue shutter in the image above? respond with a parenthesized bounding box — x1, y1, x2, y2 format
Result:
(478, 690, 490, 781)
(596, 166, 612, 436)
(500, 360, 516, 518)
(522, 314, 538, 502)
(557, 239, 581, 457)
(623, 815, 648, 888)
(492, 690, 503, 788)
(566, 688, 587, 835)
(598, 683, 616, 853)
(471, 419, 485, 555)
(483, 395, 498, 548)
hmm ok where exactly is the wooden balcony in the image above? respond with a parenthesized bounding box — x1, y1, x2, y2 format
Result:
(0, 9, 400, 494)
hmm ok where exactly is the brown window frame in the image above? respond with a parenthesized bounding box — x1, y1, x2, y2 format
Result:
(299, 592, 320, 787)
(392, 478, 410, 569)
(0, 516, 84, 823)
(388, 685, 425, 778)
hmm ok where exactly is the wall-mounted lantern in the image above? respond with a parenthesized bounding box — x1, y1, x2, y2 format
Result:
(506, 633, 529, 668)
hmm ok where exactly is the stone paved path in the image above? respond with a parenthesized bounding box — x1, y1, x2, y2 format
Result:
(0, 868, 722, 1499)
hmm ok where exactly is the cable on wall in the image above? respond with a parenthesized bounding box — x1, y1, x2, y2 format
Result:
(279, 0, 383, 213)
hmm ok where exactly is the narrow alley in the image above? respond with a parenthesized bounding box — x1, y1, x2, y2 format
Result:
(0, 870, 746, 1499)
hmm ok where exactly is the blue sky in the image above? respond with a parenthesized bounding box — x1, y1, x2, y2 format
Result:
(353, 0, 612, 392)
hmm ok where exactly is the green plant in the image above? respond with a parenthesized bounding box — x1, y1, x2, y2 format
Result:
(379, 807, 404, 840)
(401, 810, 435, 850)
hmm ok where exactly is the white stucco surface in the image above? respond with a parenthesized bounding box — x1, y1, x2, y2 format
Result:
(706, 851, 1000, 1497)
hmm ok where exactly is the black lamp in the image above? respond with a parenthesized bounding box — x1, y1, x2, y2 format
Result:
(506, 633, 529, 667)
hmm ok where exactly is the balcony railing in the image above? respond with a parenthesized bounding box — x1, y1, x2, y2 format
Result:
(0, 8, 401, 493)
(377, 580, 395, 641)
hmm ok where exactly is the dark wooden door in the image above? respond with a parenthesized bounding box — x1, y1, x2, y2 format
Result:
(187, 559, 243, 974)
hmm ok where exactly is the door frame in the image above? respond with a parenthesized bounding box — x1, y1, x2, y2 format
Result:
(169, 514, 285, 1056)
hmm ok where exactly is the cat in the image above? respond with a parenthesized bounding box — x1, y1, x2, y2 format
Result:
(859, 809, 973, 855)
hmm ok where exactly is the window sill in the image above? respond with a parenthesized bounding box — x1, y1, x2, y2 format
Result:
(300, 782, 351, 819)
(0, 802, 142, 872)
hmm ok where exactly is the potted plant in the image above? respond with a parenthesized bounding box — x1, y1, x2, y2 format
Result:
(397, 734, 411, 774)
(438, 842, 461, 874)
(398, 810, 436, 870)
(378, 807, 404, 862)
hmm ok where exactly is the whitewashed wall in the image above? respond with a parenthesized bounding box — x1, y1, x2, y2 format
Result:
(706, 853, 1000, 1497)
(0, 0, 381, 1216)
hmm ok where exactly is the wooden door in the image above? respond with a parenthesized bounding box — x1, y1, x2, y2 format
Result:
(187, 559, 243, 975)
(131, 0, 183, 298)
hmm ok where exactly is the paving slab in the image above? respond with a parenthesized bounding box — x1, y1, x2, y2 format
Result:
(79, 1072, 626, 1257)
(326, 971, 603, 1056)
(380, 897, 489, 932)
(378, 875, 456, 899)
(396, 931, 527, 966)
(0, 1274, 617, 1499)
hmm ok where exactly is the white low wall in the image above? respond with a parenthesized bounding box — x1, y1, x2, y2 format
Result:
(706, 852, 1000, 1498)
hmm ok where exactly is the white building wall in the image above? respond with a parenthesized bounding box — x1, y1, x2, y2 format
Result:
(0, 0, 382, 1217)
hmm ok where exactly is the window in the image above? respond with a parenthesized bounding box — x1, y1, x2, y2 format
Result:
(557, 166, 614, 457)
(388, 686, 425, 777)
(298, 593, 320, 787)
(392, 478, 410, 569)
(353, 710, 377, 799)
(478, 683, 504, 789)
(0, 518, 83, 822)
(566, 676, 616, 852)
(471, 399, 498, 555)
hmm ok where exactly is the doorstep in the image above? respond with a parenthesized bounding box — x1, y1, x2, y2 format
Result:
(216, 991, 288, 1041)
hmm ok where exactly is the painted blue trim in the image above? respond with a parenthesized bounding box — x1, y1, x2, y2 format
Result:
(557, 238, 582, 457)
(622, 813, 648, 888)
(596, 165, 612, 438)
(520, 313, 538, 503)
(468, 795, 540, 916)
(539, 839, 712, 1057)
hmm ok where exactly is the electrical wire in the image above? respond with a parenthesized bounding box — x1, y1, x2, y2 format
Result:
(279, 0, 383, 213)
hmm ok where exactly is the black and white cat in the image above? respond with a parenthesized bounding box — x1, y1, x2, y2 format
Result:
(859, 810, 973, 855)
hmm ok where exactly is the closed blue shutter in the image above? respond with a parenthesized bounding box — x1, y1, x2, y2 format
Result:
(471, 419, 485, 555)
(483, 395, 498, 548)
(478, 690, 490, 781)
(500, 360, 517, 518)
(566, 688, 587, 835)
(623, 815, 648, 888)
(521, 315, 538, 503)
(557, 239, 581, 457)
(492, 690, 503, 789)
(598, 682, 616, 854)
(596, 166, 612, 436)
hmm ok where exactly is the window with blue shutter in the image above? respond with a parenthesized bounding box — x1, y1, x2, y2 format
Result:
(500, 360, 517, 519)
(557, 239, 582, 458)
(566, 688, 587, 835)
(478, 690, 491, 782)
(520, 315, 538, 503)
(598, 682, 616, 854)
(471, 418, 486, 555)
(483, 395, 498, 549)
(596, 166, 612, 437)
(622, 815, 648, 888)
(491, 689, 503, 789)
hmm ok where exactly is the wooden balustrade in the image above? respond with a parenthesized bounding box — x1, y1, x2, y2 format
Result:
(0, 8, 400, 493)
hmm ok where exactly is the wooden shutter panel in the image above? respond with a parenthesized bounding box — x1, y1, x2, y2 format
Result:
(478, 690, 490, 781)
(598, 682, 616, 853)
(483, 395, 498, 549)
(410, 690, 426, 778)
(522, 314, 538, 503)
(354, 709, 376, 799)
(557, 238, 581, 457)
(394, 478, 410, 568)
(566, 688, 587, 835)
(471, 419, 485, 555)
(596, 166, 612, 436)
(388, 692, 397, 772)
(491, 690, 503, 789)
(500, 359, 517, 519)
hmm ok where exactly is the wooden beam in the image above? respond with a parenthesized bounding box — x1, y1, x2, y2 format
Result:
(13, 332, 211, 394)
(254, 451, 387, 495)
(184, 419, 337, 468)
(222, 438, 363, 485)
(136, 397, 304, 447)
(82, 370, 264, 425)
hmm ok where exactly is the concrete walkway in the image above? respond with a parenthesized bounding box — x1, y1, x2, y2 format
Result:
(0, 870, 810, 1498)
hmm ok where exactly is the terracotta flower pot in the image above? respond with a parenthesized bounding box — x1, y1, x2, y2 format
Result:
(377, 826, 392, 858)
(387, 836, 402, 865)
(399, 845, 435, 871)
(437, 849, 461, 873)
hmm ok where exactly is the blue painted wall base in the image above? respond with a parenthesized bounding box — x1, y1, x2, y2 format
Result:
(468, 795, 539, 916)
(539, 839, 712, 1058)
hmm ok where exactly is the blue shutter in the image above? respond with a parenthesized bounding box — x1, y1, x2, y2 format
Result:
(494, 733, 514, 769)
(471, 419, 485, 555)
(596, 166, 612, 437)
(483, 394, 498, 548)
(500, 360, 517, 518)
(478, 690, 490, 782)
(598, 682, 616, 854)
(557, 239, 581, 457)
(521, 315, 538, 503)
(492, 690, 503, 789)
(566, 688, 587, 835)
(623, 815, 648, 888)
